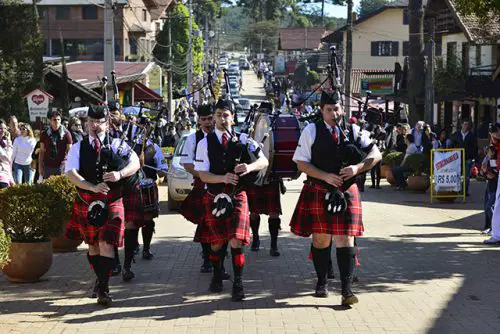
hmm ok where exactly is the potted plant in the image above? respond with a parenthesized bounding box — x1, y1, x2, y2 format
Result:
(382, 151, 403, 185)
(0, 183, 65, 282)
(404, 154, 430, 192)
(0, 223, 10, 270)
(42, 175, 80, 252)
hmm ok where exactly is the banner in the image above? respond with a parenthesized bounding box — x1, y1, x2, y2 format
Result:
(432, 149, 462, 192)
(274, 55, 285, 74)
(24, 89, 53, 122)
(360, 77, 393, 97)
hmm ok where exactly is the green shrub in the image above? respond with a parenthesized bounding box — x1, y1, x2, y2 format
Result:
(0, 222, 10, 269)
(42, 175, 77, 232)
(0, 184, 66, 242)
(382, 150, 404, 167)
(404, 154, 430, 176)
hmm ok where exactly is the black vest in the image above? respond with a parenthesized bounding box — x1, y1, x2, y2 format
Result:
(194, 130, 205, 157)
(206, 131, 253, 192)
(79, 135, 121, 189)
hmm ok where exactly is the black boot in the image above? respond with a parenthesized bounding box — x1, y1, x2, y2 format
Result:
(250, 215, 260, 251)
(268, 217, 281, 257)
(327, 244, 335, 279)
(209, 247, 226, 293)
(123, 229, 138, 282)
(142, 220, 155, 260)
(231, 248, 245, 302)
(200, 243, 213, 273)
(311, 245, 330, 298)
(112, 247, 121, 276)
(96, 256, 115, 306)
(337, 247, 359, 306)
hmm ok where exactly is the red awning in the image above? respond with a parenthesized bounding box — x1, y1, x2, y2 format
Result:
(134, 82, 163, 102)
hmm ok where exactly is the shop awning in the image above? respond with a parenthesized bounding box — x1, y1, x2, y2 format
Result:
(134, 82, 163, 102)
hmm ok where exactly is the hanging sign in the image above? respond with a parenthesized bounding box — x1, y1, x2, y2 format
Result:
(24, 89, 54, 122)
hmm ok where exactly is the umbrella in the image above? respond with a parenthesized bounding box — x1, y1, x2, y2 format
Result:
(69, 106, 89, 117)
(123, 106, 151, 115)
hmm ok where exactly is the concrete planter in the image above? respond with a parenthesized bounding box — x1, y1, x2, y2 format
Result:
(407, 175, 430, 192)
(2, 241, 53, 283)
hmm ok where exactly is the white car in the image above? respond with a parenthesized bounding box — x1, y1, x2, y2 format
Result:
(219, 61, 228, 70)
(167, 131, 195, 210)
(229, 63, 239, 70)
(238, 98, 250, 111)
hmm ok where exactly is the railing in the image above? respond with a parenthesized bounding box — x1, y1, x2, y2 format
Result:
(469, 64, 497, 76)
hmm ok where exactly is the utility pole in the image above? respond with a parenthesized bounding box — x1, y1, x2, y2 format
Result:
(321, 0, 325, 26)
(408, 0, 426, 124)
(187, 0, 193, 94)
(425, 18, 435, 125)
(167, 16, 173, 121)
(103, 0, 115, 99)
(345, 0, 353, 118)
(204, 14, 209, 72)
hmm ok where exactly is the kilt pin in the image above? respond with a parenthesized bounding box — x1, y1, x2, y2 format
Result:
(65, 189, 125, 247)
(246, 182, 282, 215)
(289, 182, 364, 237)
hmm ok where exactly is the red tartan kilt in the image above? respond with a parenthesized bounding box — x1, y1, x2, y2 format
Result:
(65, 189, 125, 247)
(199, 191, 250, 245)
(289, 182, 364, 237)
(179, 178, 206, 225)
(246, 182, 282, 215)
(123, 184, 159, 224)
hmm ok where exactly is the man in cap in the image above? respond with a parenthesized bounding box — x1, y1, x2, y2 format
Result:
(64, 104, 140, 306)
(290, 91, 381, 306)
(194, 98, 268, 301)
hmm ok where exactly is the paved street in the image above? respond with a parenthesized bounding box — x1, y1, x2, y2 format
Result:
(1, 70, 500, 334)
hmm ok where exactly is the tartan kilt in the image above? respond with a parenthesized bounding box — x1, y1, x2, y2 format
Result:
(65, 189, 125, 247)
(199, 190, 250, 245)
(290, 182, 363, 237)
(123, 184, 159, 226)
(179, 178, 206, 225)
(246, 182, 282, 215)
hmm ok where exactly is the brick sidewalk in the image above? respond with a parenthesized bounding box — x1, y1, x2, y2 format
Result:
(1, 177, 499, 334)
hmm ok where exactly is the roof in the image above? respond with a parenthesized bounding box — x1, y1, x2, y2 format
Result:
(279, 28, 332, 51)
(133, 82, 163, 102)
(129, 23, 152, 33)
(426, 0, 500, 43)
(23, 0, 128, 4)
(45, 67, 103, 102)
(149, 0, 174, 21)
(52, 61, 155, 89)
(351, 69, 395, 96)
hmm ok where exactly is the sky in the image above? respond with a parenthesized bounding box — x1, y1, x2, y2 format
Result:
(316, 0, 362, 18)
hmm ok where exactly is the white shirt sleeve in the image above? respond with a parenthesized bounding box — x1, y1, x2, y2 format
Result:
(180, 133, 196, 165)
(293, 123, 316, 163)
(65, 141, 81, 172)
(153, 143, 168, 171)
(194, 137, 210, 172)
(352, 124, 374, 149)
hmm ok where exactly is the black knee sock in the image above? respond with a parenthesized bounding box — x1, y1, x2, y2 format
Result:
(268, 217, 281, 250)
(87, 253, 98, 276)
(311, 245, 330, 285)
(231, 247, 245, 281)
(142, 220, 155, 252)
(250, 215, 260, 239)
(97, 256, 115, 287)
(114, 246, 120, 265)
(201, 243, 211, 262)
(124, 229, 139, 270)
(327, 243, 334, 274)
(336, 247, 356, 297)
(209, 247, 226, 280)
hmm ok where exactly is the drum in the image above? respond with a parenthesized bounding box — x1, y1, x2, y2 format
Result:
(139, 178, 159, 214)
(252, 113, 301, 183)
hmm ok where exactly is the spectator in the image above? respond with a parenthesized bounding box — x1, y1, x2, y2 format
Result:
(8, 115, 20, 140)
(0, 119, 14, 189)
(393, 134, 419, 190)
(31, 130, 41, 183)
(62, 119, 69, 129)
(69, 116, 84, 143)
(12, 123, 37, 184)
(370, 125, 385, 189)
(452, 120, 477, 196)
(422, 124, 434, 156)
(485, 125, 500, 244)
(39, 110, 72, 180)
(433, 129, 453, 149)
(481, 145, 498, 235)
(395, 123, 407, 153)
(412, 121, 425, 151)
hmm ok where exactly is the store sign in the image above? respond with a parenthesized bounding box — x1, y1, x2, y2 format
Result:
(360, 77, 393, 97)
(25, 89, 53, 121)
(433, 150, 462, 192)
(275, 56, 285, 73)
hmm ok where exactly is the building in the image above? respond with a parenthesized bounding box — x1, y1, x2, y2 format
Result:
(27, 0, 174, 61)
(279, 28, 332, 60)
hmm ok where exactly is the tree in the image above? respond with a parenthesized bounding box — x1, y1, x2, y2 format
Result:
(243, 20, 279, 54)
(237, 0, 293, 22)
(0, 0, 44, 120)
(357, 0, 388, 18)
(455, 0, 500, 17)
(153, 3, 204, 90)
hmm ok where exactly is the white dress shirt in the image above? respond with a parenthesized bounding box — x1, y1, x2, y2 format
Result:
(65, 132, 139, 173)
(180, 130, 208, 165)
(293, 122, 372, 163)
(194, 128, 263, 172)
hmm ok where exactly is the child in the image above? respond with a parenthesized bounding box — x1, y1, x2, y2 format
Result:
(481, 145, 498, 234)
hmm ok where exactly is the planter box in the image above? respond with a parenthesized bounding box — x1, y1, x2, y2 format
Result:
(386, 169, 397, 186)
(407, 175, 430, 192)
(2, 241, 53, 282)
(380, 165, 390, 179)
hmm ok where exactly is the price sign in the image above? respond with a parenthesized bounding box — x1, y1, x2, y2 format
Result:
(432, 149, 463, 193)
(434, 172, 461, 190)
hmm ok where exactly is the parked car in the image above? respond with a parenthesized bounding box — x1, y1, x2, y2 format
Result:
(167, 130, 195, 210)
(219, 60, 228, 70)
(238, 98, 251, 111)
(229, 63, 239, 70)
(230, 88, 240, 98)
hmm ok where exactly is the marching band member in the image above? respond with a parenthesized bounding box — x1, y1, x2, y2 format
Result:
(64, 105, 140, 306)
(290, 91, 381, 306)
(194, 99, 268, 301)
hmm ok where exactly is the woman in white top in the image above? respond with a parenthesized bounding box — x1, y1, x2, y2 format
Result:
(12, 123, 37, 184)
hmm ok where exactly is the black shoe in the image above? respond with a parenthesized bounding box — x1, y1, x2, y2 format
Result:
(221, 270, 231, 280)
(314, 282, 329, 298)
(375, 185, 381, 189)
(122, 268, 135, 282)
(251, 238, 260, 251)
(232, 280, 245, 301)
(269, 248, 280, 257)
(209, 277, 223, 293)
(97, 284, 112, 306)
(200, 259, 213, 273)
(341, 294, 359, 306)
(327, 268, 335, 280)
(142, 250, 154, 260)
(369, 185, 375, 189)
(111, 264, 122, 277)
